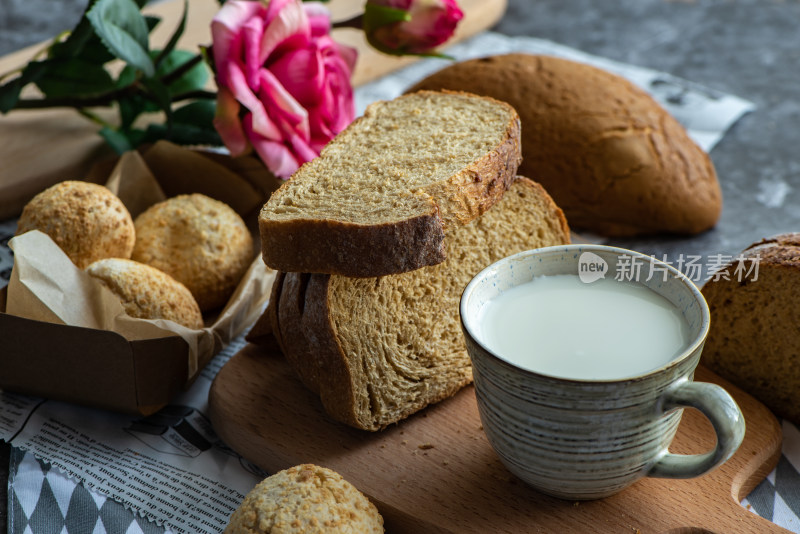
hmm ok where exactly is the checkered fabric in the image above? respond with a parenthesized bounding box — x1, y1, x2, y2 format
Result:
(9, 449, 170, 534)
(740, 420, 800, 532)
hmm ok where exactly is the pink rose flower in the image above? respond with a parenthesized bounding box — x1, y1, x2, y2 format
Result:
(365, 0, 463, 55)
(212, 0, 357, 178)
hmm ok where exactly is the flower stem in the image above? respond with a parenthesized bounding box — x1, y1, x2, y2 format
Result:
(332, 14, 364, 30)
(77, 108, 113, 129)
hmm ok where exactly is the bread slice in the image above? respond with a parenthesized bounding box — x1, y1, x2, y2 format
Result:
(409, 54, 721, 237)
(701, 233, 800, 425)
(259, 90, 522, 278)
(268, 178, 570, 431)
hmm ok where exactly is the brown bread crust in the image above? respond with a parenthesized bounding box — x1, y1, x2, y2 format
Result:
(268, 178, 570, 431)
(701, 233, 800, 425)
(261, 212, 447, 278)
(259, 90, 521, 277)
(409, 54, 722, 237)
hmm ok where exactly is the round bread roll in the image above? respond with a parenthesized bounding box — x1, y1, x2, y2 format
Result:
(132, 194, 254, 311)
(409, 54, 722, 237)
(86, 258, 203, 330)
(225, 464, 384, 534)
(16, 181, 135, 268)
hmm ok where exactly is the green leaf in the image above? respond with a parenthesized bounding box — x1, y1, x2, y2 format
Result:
(117, 50, 208, 114)
(0, 61, 50, 112)
(99, 126, 135, 154)
(363, 3, 411, 27)
(0, 78, 24, 113)
(117, 94, 147, 129)
(115, 63, 138, 89)
(141, 76, 172, 119)
(48, 0, 105, 60)
(87, 0, 154, 77)
(35, 58, 115, 99)
(48, 20, 94, 59)
(173, 99, 216, 128)
(144, 15, 161, 32)
(158, 50, 208, 96)
(154, 0, 188, 69)
(142, 121, 222, 147)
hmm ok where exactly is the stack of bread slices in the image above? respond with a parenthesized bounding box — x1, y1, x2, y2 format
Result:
(257, 91, 571, 431)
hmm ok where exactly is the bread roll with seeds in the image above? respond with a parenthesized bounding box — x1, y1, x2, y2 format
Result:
(16, 181, 135, 268)
(86, 258, 203, 329)
(224, 464, 383, 534)
(132, 194, 254, 312)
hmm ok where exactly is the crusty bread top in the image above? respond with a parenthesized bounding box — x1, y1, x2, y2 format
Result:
(86, 258, 203, 330)
(259, 90, 521, 277)
(16, 180, 135, 269)
(270, 178, 571, 430)
(132, 194, 254, 312)
(224, 464, 384, 534)
(739, 233, 800, 264)
(409, 54, 721, 237)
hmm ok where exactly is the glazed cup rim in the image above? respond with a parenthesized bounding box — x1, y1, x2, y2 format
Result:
(459, 244, 711, 384)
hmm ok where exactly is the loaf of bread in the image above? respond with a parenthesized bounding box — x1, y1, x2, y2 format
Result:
(132, 194, 254, 312)
(259, 90, 522, 278)
(409, 54, 722, 237)
(268, 178, 570, 430)
(16, 181, 135, 268)
(86, 258, 203, 329)
(224, 464, 384, 534)
(701, 233, 800, 424)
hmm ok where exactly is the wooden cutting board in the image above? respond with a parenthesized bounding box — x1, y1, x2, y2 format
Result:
(208, 343, 786, 534)
(0, 0, 507, 220)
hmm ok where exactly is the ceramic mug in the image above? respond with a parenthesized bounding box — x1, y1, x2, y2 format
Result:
(460, 244, 746, 500)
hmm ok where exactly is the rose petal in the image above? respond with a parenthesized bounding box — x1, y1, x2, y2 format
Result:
(269, 47, 324, 106)
(245, 116, 301, 178)
(288, 132, 319, 163)
(259, 0, 310, 65)
(241, 16, 266, 88)
(225, 61, 282, 141)
(213, 86, 249, 156)
(259, 69, 310, 140)
(213, 0, 356, 178)
(211, 0, 266, 70)
(303, 2, 332, 37)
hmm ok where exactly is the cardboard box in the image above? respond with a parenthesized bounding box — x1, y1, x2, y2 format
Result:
(0, 142, 281, 415)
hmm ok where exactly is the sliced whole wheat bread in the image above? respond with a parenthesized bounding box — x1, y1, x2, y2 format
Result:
(268, 178, 570, 431)
(701, 233, 800, 425)
(259, 91, 522, 278)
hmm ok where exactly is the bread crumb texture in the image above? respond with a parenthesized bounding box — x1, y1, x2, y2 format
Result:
(258, 90, 521, 277)
(410, 54, 722, 236)
(701, 233, 800, 425)
(132, 193, 253, 311)
(263, 90, 515, 225)
(273, 178, 570, 430)
(16, 180, 135, 268)
(224, 464, 384, 534)
(86, 258, 203, 330)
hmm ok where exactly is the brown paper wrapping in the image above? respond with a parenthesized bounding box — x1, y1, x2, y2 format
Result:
(3, 141, 281, 386)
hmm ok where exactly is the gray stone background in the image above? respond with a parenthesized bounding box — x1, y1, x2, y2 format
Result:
(2, 0, 800, 532)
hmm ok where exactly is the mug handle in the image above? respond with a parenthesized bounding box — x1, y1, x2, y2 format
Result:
(647, 378, 746, 479)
